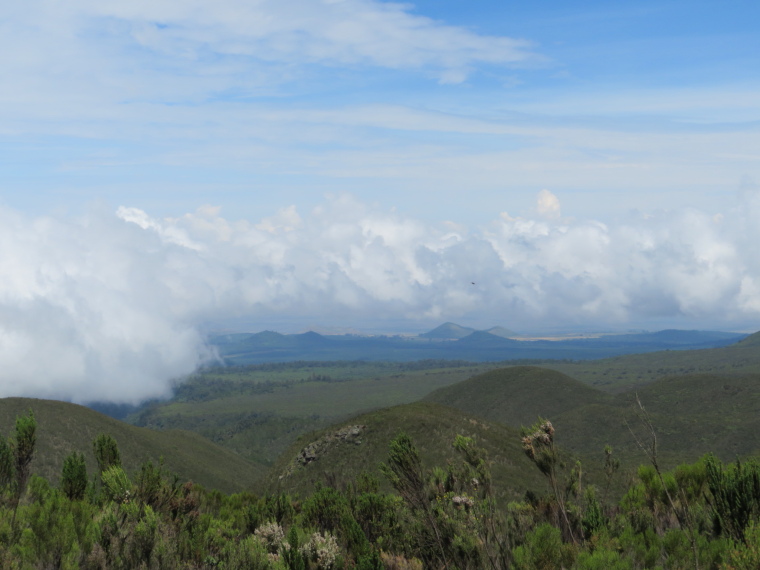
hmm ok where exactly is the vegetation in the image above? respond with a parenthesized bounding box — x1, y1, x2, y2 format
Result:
(1, 409, 759, 569)
(544, 331, 760, 391)
(261, 402, 543, 503)
(125, 331, 760, 472)
(2, 329, 759, 566)
(129, 361, 502, 465)
(0, 398, 267, 494)
(425, 366, 760, 471)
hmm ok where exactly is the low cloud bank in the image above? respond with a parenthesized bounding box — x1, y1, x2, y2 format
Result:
(1, 191, 759, 403)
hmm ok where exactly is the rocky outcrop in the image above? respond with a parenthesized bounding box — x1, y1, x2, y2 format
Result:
(280, 425, 366, 478)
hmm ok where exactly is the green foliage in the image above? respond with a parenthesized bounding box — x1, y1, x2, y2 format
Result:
(722, 520, 760, 569)
(381, 433, 426, 514)
(705, 454, 760, 542)
(0, 435, 13, 493)
(282, 525, 307, 570)
(60, 452, 87, 501)
(101, 465, 132, 504)
(133, 459, 185, 514)
(0, 395, 757, 569)
(355, 548, 384, 570)
(93, 433, 121, 474)
(16, 477, 87, 569)
(12, 410, 36, 495)
(351, 490, 403, 548)
(0, 397, 265, 494)
(220, 535, 271, 569)
(574, 546, 631, 569)
(581, 487, 605, 539)
(512, 523, 576, 570)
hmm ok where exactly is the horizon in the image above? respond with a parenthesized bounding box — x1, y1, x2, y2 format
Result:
(201, 320, 756, 338)
(1, 0, 759, 402)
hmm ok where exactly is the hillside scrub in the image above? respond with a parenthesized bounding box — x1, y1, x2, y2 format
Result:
(0, 413, 758, 568)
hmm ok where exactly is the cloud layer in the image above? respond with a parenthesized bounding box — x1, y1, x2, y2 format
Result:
(1, 192, 760, 403)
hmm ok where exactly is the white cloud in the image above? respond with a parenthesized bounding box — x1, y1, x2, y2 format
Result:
(2, 193, 760, 403)
(536, 189, 561, 219)
(0, 0, 536, 124)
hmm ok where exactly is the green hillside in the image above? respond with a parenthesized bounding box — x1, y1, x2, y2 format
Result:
(263, 401, 548, 503)
(544, 331, 760, 391)
(130, 361, 500, 465)
(0, 398, 268, 494)
(423, 365, 760, 470)
(424, 366, 614, 428)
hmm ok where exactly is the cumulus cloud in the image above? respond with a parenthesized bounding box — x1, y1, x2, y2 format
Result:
(2, 191, 760, 403)
(536, 189, 561, 219)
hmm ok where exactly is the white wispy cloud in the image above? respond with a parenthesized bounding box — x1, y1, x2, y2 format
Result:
(0, 0, 537, 122)
(1, 1, 756, 225)
(1, 193, 760, 403)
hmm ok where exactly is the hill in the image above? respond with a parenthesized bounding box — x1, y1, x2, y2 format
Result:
(419, 322, 477, 339)
(732, 330, 760, 347)
(423, 366, 760, 470)
(485, 326, 519, 338)
(0, 398, 268, 494)
(456, 330, 522, 348)
(130, 361, 500, 466)
(424, 366, 613, 428)
(554, 372, 760, 466)
(263, 401, 547, 503)
(544, 331, 760, 391)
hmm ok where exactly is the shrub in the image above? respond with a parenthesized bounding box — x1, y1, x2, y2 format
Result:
(512, 523, 576, 570)
(60, 452, 88, 501)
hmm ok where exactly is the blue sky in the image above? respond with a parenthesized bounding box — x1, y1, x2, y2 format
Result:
(2, 0, 757, 222)
(1, 0, 760, 401)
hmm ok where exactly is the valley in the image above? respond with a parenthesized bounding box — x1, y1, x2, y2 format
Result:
(2, 325, 760, 568)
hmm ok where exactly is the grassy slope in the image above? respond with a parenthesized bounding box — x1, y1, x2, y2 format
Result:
(423, 366, 760, 470)
(130, 362, 502, 465)
(0, 398, 268, 494)
(543, 331, 760, 392)
(424, 366, 614, 428)
(263, 401, 548, 504)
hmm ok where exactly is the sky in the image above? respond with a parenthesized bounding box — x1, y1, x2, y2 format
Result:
(1, 0, 759, 402)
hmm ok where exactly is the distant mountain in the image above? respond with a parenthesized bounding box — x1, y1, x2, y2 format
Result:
(419, 323, 519, 340)
(456, 331, 521, 348)
(419, 322, 476, 339)
(485, 326, 519, 338)
(247, 330, 297, 347)
(207, 328, 749, 366)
